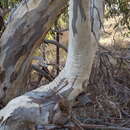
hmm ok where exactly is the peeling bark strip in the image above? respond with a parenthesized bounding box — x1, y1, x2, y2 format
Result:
(90, 0, 104, 41)
(0, 0, 67, 103)
(72, 0, 86, 35)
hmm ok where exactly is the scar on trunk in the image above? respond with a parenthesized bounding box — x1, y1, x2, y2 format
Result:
(0, 70, 5, 83)
(72, 0, 86, 35)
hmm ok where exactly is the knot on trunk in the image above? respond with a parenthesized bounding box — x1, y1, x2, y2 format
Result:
(53, 98, 71, 125)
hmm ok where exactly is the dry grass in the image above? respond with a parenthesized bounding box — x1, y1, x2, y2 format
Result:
(100, 17, 130, 49)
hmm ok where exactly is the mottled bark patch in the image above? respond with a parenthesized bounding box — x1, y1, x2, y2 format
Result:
(0, 70, 5, 83)
(10, 72, 18, 83)
(72, 0, 86, 35)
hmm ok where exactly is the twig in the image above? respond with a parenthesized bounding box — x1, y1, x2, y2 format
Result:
(44, 39, 68, 52)
(51, 28, 68, 33)
(31, 64, 54, 81)
(70, 117, 84, 130)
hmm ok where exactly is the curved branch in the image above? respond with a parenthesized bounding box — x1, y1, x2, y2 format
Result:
(0, 0, 67, 103)
(31, 64, 54, 81)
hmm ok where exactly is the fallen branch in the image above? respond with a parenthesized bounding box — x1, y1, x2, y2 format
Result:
(43, 124, 130, 130)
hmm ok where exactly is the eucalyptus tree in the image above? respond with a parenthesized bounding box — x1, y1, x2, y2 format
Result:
(0, 0, 123, 129)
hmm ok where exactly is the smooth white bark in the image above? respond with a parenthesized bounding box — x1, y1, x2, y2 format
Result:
(64, 0, 104, 99)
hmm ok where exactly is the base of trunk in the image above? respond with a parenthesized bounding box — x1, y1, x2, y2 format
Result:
(0, 69, 88, 130)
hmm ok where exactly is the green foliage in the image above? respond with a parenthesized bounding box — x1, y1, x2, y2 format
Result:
(0, 0, 129, 35)
(105, 0, 130, 31)
(0, 0, 21, 8)
(46, 9, 69, 40)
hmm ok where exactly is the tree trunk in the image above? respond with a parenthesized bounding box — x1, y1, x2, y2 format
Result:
(0, 0, 104, 129)
(0, 0, 67, 104)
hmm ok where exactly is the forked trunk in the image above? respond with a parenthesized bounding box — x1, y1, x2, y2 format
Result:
(0, 0, 104, 129)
